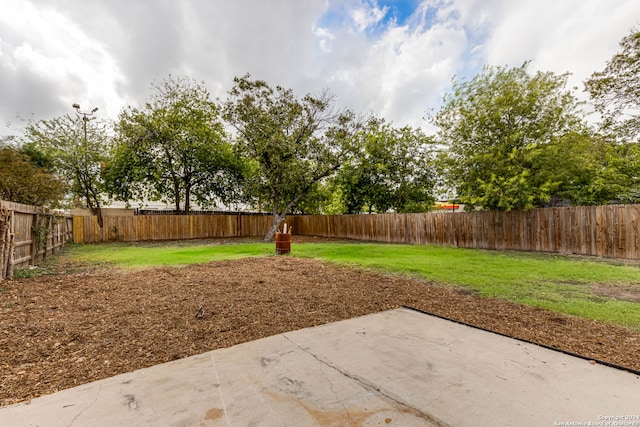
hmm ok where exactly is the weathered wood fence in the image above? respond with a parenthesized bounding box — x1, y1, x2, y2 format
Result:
(73, 204, 640, 260)
(289, 205, 640, 259)
(73, 214, 275, 243)
(0, 200, 73, 279)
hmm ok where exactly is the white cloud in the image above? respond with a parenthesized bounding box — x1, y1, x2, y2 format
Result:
(314, 27, 336, 53)
(454, 0, 639, 89)
(322, 20, 468, 127)
(0, 0, 127, 128)
(1, 0, 639, 136)
(349, 0, 389, 31)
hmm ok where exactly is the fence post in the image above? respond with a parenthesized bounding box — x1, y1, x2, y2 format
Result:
(7, 210, 15, 278)
(30, 211, 39, 266)
(0, 208, 10, 280)
(1, 209, 15, 280)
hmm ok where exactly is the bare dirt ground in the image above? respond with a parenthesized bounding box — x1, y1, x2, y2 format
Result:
(2, 244, 640, 407)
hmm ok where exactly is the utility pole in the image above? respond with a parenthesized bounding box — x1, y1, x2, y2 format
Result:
(71, 103, 103, 229)
(72, 103, 98, 150)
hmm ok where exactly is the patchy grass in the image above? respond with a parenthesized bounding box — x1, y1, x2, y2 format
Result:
(292, 243, 640, 329)
(12, 256, 68, 278)
(61, 241, 273, 269)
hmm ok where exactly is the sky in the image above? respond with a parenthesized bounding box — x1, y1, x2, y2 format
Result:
(1, 0, 639, 138)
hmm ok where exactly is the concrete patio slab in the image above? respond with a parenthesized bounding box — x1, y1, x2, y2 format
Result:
(1, 308, 639, 426)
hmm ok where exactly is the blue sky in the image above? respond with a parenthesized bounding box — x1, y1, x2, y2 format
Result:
(319, 0, 423, 33)
(1, 0, 639, 137)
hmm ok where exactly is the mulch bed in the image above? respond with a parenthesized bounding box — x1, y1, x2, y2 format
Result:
(2, 255, 640, 407)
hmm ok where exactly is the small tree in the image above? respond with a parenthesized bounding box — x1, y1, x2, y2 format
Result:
(223, 75, 358, 241)
(23, 114, 110, 225)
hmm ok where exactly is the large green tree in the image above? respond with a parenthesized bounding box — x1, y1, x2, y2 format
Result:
(585, 29, 640, 142)
(23, 114, 111, 225)
(109, 76, 241, 214)
(547, 131, 640, 205)
(333, 119, 436, 213)
(223, 75, 359, 241)
(434, 63, 586, 211)
(0, 143, 66, 206)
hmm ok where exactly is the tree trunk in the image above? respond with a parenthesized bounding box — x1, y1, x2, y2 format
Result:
(173, 178, 182, 214)
(184, 182, 191, 215)
(94, 205, 104, 228)
(262, 188, 312, 242)
(173, 190, 181, 214)
(82, 176, 104, 229)
(263, 214, 286, 242)
(85, 188, 103, 229)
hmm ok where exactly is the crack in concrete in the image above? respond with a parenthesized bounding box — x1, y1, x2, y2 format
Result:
(318, 362, 356, 425)
(67, 383, 102, 427)
(282, 334, 450, 427)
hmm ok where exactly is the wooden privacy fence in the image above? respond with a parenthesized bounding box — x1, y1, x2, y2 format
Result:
(73, 214, 275, 243)
(74, 204, 640, 260)
(288, 205, 640, 260)
(0, 200, 73, 279)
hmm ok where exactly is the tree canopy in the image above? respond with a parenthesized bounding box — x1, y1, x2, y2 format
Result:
(545, 131, 640, 205)
(434, 63, 587, 211)
(332, 118, 436, 214)
(22, 114, 111, 224)
(12, 46, 640, 219)
(223, 75, 359, 241)
(0, 143, 66, 206)
(585, 29, 640, 142)
(108, 76, 241, 214)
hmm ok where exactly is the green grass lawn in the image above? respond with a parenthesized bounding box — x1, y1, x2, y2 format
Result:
(38, 240, 640, 330)
(64, 241, 273, 268)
